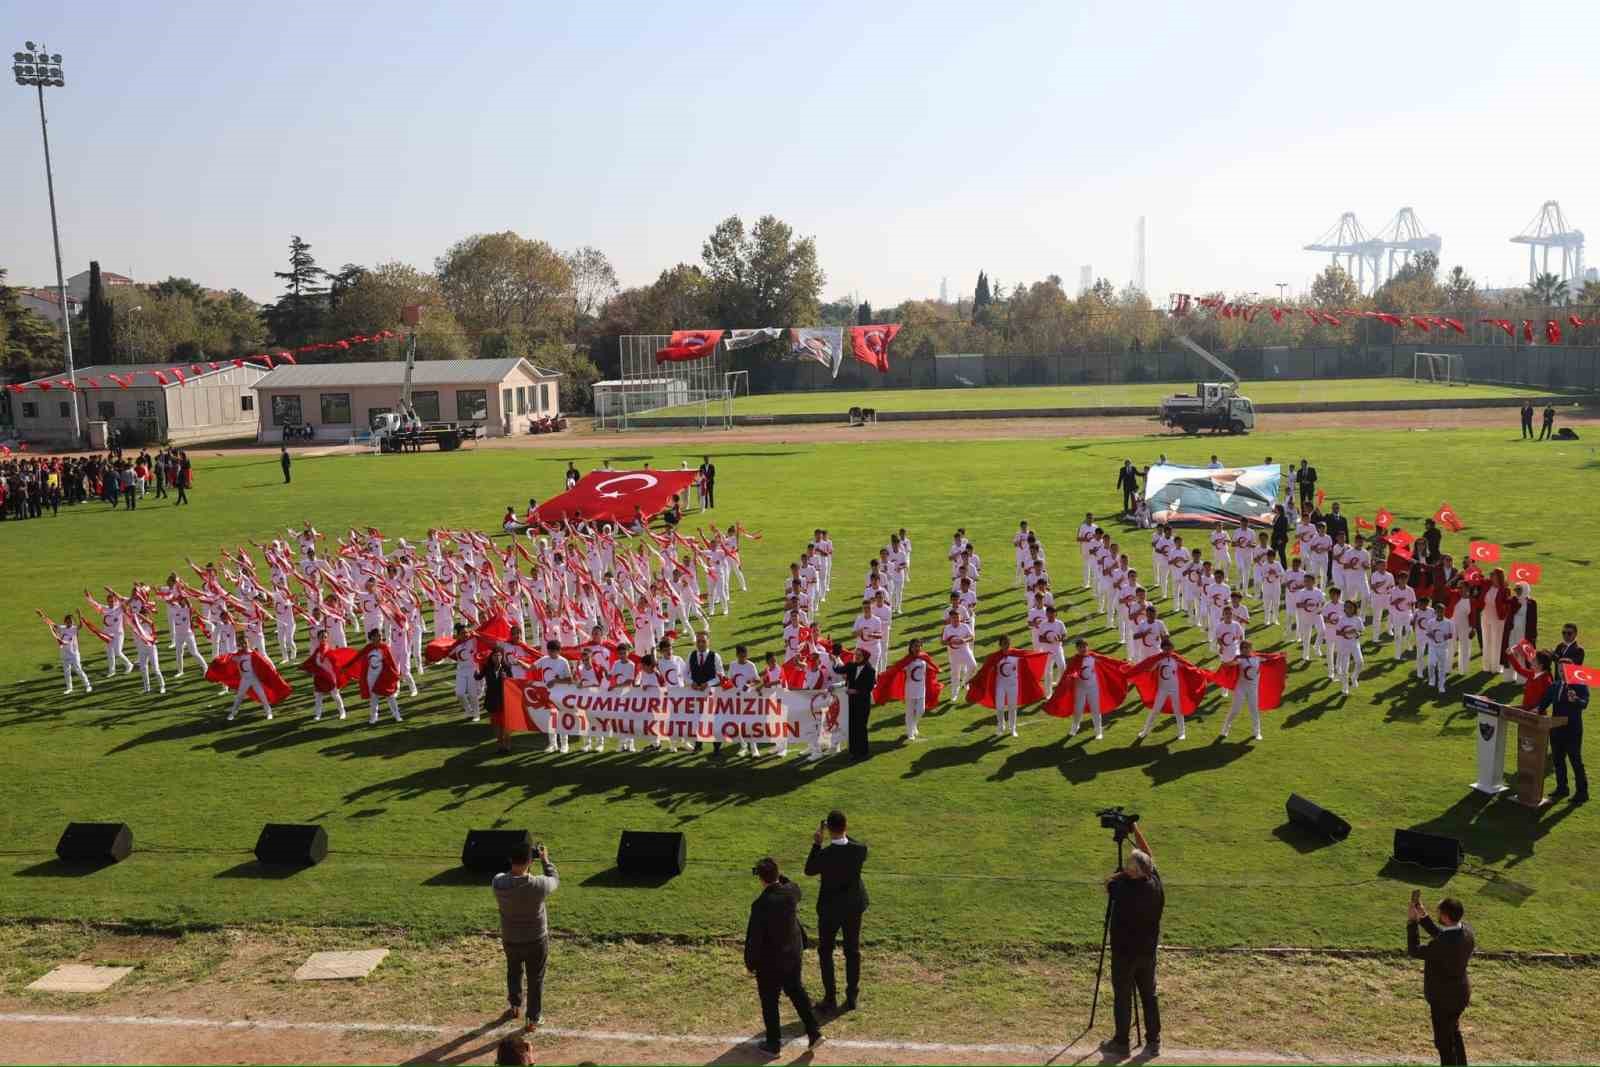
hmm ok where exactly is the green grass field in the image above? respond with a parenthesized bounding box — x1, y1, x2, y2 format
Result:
(692, 377, 1562, 416)
(1, 427, 1596, 957)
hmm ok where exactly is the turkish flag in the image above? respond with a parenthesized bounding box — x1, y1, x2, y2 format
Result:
(278, 351, 297, 364)
(82, 377, 100, 389)
(1124, 652, 1212, 716)
(1569, 315, 1587, 329)
(1467, 540, 1501, 563)
(1374, 312, 1404, 327)
(205, 652, 294, 704)
(169, 368, 187, 385)
(531, 468, 700, 525)
(655, 330, 725, 363)
(1376, 507, 1394, 528)
(298, 646, 360, 692)
(37, 381, 51, 391)
(1522, 320, 1534, 343)
(874, 652, 944, 706)
(850, 325, 901, 373)
(1321, 312, 1342, 326)
(1546, 320, 1562, 345)
(496, 679, 542, 732)
(151, 370, 169, 386)
(423, 635, 460, 664)
(1208, 653, 1288, 710)
(1410, 316, 1433, 331)
(1441, 317, 1467, 334)
(1356, 516, 1374, 531)
(350, 641, 401, 697)
(1315, 488, 1326, 508)
(1508, 562, 1543, 586)
(965, 648, 1051, 709)
(1433, 504, 1464, 532)
(1042, 652, 1130, 716)
(1562, 662, 1599, 687)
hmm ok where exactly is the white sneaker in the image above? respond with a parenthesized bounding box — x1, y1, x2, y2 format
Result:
(339, 710, 348, 720)
(1095, 731, 1104, 740)
(1136, 729, 1148, 739)
(64, 688, 73, 695)
(1011, 728, 1020, 738)
(369, 713, 379, 725)
(1253, 732, 1263, 741)
(314, 713, 323, 722)
(227, 712, 237, 721)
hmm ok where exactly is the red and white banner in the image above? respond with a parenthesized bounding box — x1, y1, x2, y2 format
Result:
(655, 330, 725, 364)
(502, 682, 844, 746)
(530, 468, 699, 525)
(849, 324, 900, 373)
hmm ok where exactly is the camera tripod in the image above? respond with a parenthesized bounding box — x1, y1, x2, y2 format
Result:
(1086, 831, 1142, 1048)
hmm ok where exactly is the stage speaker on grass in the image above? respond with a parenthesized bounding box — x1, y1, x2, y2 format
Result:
(56, 822, 133, 864)
(1394, 829, 1462, 870)
(461, 829, 533, 873)
(1285, 794, 1351, 842)
(254, 823, 328, 867)
(616, 830, 686, 877)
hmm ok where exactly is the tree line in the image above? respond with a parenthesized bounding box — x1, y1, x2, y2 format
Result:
(7, 226, 1600, 414)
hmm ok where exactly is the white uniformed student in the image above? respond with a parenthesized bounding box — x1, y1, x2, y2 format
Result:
(1077, 513, 1098, 588)
(853, 599, 885, 673)
(656, 638, 689, 750)
(39, 610, 93, 694)
(1389, 582, 1417, 659)
(942, 608, 978, 696)
(727, 644, 763, 756)
(607, 646, 639, 751)
(759, 651, 790, 756)
(992, 633, 1023, 738)
(448, 623, 481, 721)
(1425, 606, 1454, 694)
(1066, 638, 1104, 741)
(534, 639, 574, 753)
(1214, 606, 1245, 665)
(307, 630, 349, 722)
(1334, 600, 1365, 694)
(1013, 521, 1033, 586)
(227, 634, 275, 721)
(1133, 606, 1168, 663)
(1219, 639, 1264, 742)
(1231, 523, 1256, 595)
(1319, 588, 1346, 680)
(1135, 637, 1186, 741)
(1369, 567, 1396, 636)
(1282, 559, 1309, 636)
(1294, 575, 1327, 660)
(902, 637, 931, 741)
(129, 609, 166, 695)
(1257, 545, 1285, 627)
(1036, 605, 1068, 689)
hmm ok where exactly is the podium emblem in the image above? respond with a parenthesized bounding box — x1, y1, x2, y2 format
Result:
(1479, 721, 1495, 742)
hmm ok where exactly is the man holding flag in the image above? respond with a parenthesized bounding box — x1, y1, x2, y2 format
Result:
(1537, 662, 1590, 804)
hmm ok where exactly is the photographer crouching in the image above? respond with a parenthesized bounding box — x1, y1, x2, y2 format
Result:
(1103, 816, 1163, 1058)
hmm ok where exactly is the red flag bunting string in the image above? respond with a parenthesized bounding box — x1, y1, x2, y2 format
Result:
(1172, 292, 1587, 346)
(10, 329, 395, 390)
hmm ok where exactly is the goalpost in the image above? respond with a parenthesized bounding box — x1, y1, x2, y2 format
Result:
(1413, 351, 1464, 386)
(594, 335, 733, 431)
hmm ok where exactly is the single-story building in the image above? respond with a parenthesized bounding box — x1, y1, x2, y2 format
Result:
(7, 361, 269, 447)
(249, 357, 561, 443)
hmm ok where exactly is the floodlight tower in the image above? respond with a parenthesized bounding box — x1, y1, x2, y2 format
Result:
(13, 40, 80, 444)
(1511, 201, 1584, 285)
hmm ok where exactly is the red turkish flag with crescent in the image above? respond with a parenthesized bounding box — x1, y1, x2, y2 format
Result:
(1433, 503, 1464, 532)
(1508, 562, 1543, 586)
(655, 330, 725, 363)
(1562, 663, 1599, 687)
(873, 652, 944, 706)
(965, 648, 1051, 709)
(1376, 507, 1394, 528)
(531, 468, 700, 525)
(1356, 516, 1374, 531)
(1124, 652, 1212, 716)
(1207, 653, 1288, 710)
(1467, 541, 1501, 563)
(849, 324, 901, 373)
(1042, 652, 1131, 716)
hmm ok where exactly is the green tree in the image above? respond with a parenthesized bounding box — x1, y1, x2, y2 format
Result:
(435, 231, 574, 342)
(700, 214, 825, 328)
(152, 276, 206, 301)
(87, 261, 114, 365)
(1528, 271, 1569, 306)
(974, 271, 991, 312)
(857, 300, 873, 325)
(1, 268, 63, 381)
(326, 263, 366, 313)
(1373, 250, 1441, 313)
(263, 235, 328, 346)
(1309, 264, 1360, 308)
(529, 342, 601, 414)
(1442, 265, 1478, 310)
(566, 246, 618, 321)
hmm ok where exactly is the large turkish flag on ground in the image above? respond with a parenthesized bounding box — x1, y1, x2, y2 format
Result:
(849, 325, 901, 373)
(531, 468, 699, 525)
(655, 330, 725, 363)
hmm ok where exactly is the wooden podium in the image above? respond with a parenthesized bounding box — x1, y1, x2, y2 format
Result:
(1463, 694, 1567, 808)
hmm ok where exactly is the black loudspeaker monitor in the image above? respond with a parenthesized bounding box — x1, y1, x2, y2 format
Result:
(461, 829, 534, 873)
(1394, 829, 1463, 870)
(1285, 793, 1351, 842)
(616, 830, 686, 877)
(56, 822, 133, 864)
(254, 823, 328, 867)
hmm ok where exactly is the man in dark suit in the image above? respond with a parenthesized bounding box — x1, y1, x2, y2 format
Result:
(1270, 504, 1290, 567)
(1325, 502, 1349, 543)
(1297, 460, 1317, 509)
(1407, 895, 1475, 1066)
(805, 810, 868, 1015)
(687, 631, 724, 753)
(1116, 460, 1139, 515)
(744, 857, 823, 1055)
(1554, 622, 1585, 665)
(1540, 404, 1556, 440)
(838, 648, 876, 760)
(1536, 664, 1588, 803)
(1520, 401, 1535, 439)
(1422, 519, 1443, 562)
(699, 456, 716, 508)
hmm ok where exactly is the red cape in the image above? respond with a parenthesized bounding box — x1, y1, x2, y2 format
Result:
(423, 635, 459, 664)
(298, 645, 360, 693)
(205, 652, 293, 704)
(1208, 653, 1288, 710)
(965, 648, 1051, 709)
(873, 652, 944, 705)
(1124, 652, 1212, 716)
(1042, 652, 1130, 716)
(347, 641, 401, 697)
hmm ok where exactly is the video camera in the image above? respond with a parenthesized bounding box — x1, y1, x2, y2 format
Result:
(1097, 806, 1140, 841)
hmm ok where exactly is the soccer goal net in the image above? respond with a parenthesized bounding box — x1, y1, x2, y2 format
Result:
(1413, 351, 1464, 386)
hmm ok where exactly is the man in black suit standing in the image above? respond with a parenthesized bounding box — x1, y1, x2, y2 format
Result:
(838, 647, 876, 760)
(1324, 501, 1349, 544)
(744, 857, 823, 1055)
(1536, 662, 1588, 804)
(1296, 459, 1317, 510)
(1270, 503, 1290, 567)
(686, 631, 724, 753)
(1116, 460, 1140, 515)
(699, 456, 716, 509)
(1407, 895, 1475, 1066)
(280, 446, 293, 485)
(1554, 622, 1585, 665)
(1520, 400, 1535, 439)
(805, 810, 868, 1016)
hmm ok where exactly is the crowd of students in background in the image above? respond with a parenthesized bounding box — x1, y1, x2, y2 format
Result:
(0, 447, 193, 519)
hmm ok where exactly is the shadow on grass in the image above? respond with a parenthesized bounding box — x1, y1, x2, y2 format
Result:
(13, 858, 118, 878)
(421, 867, 492, 888)
(214, 861, 314, 879)
(1270, 821, 1342, 855)
(1395, 788, 1581, 872)
(579, 866, 677, 889)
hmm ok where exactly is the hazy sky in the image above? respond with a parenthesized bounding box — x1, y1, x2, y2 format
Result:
(4, 0, 1596, 309)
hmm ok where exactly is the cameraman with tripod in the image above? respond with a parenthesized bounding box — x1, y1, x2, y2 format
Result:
(1102, 815, 1163, 1058)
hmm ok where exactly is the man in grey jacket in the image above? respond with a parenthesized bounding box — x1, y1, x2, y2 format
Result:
(493, 842, 559, 1027)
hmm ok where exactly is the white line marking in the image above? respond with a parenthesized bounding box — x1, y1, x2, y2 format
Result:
(0, 1011, 1390, 1063)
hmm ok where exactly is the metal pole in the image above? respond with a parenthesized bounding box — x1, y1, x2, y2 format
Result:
(37, 82, 81, 446)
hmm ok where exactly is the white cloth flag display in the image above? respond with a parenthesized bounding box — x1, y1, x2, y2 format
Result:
(790, 327, 844, 378)
(531, 683, 845, 746)
(725, 327, 784, 350)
